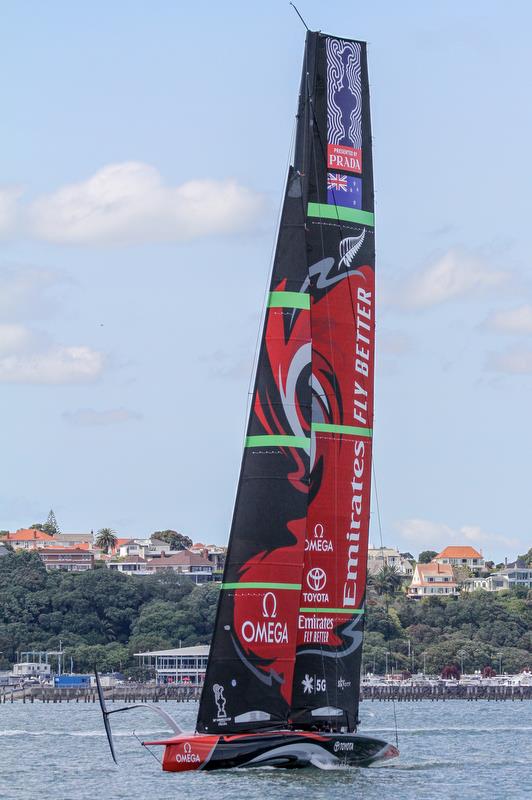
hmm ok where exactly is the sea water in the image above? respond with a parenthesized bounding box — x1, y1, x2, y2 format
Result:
(0, 700, 530, 799)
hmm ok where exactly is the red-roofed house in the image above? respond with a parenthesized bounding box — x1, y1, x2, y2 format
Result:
(407, 562, 458, 598)
(433, 546, 484, 573)
(1, 529, 55, 550)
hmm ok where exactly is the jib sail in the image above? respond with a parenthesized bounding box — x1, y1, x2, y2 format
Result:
(195, 41, 316, 731)
(290, 33, 375, 733)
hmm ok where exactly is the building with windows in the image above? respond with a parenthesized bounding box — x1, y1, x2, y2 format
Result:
(367, 546, 414, 576)
(1, 529, 54, 550)
(145, 551, 214, 583)
(135, 645, 210, 685)
(407, 562, 458, 598)
(463, 563, 532, 592)
(106, 555, 150, 574)
(433, 546, 484, 573)
(38, 547, 94, 571)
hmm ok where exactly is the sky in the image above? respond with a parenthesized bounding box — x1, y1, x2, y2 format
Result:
(1, 0, 531, 563)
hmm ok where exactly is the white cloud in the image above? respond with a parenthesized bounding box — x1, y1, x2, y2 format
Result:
(28, 162, 264, 244)
(389, 248, 508, 309)
(0, 344, 104, 384)
(395, 517, 520, 554)
(0, 187, 21, 237)
(485, 347, 532, 374)
(484, 305, 532, 335)
(62, 408, 142, 426)
(0, 265, 104, 384)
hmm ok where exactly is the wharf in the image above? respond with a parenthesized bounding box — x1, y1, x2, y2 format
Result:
(1, 682, 531, 704)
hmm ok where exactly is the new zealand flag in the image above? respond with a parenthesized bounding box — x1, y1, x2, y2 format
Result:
(327, 173, 362, 209)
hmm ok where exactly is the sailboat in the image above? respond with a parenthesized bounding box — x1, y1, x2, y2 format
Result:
(98, 28, 399, 771)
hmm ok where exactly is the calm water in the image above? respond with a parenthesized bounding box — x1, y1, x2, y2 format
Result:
(0, 700, 530, 799)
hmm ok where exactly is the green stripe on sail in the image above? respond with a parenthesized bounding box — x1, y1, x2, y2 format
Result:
(245, 435, 309, 449)
(299, 607, 365, 614)
(307, 202, 374, 227)
(268, 291, 310, 309)
(312, 422, 373, 437)
(222, 582, 301, 590)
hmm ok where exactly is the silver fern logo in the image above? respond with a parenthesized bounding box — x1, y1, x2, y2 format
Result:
(339, 230, 366, 269)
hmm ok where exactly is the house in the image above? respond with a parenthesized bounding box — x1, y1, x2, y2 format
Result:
(53, 532, 94, 548)
(145, 550, 213, 583)
(117, 537, 172, 559)
(464, 563, 532, 592)
(367, 546, 413, 576)
(190, 542, 227, 577)
(433, 546, 484, 573)
(1, 529, 55, 550)
(106, 555, 150, 575)
(407, 562, 458, 598)
(38, 547, 94, 572)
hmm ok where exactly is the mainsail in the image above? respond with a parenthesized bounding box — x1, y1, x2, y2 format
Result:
(197, 30, 374, 735)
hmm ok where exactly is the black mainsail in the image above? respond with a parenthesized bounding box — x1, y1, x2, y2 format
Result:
(197, 30, 375, 737)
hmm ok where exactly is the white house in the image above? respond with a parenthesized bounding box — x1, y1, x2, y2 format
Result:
(407, 562, 458, 598)
(367, 546, 413, 576)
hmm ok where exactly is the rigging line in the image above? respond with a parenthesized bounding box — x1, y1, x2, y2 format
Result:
(371, 459, 385, 550)
(289, 2, 310, 31)
(133, 731, 161, 764)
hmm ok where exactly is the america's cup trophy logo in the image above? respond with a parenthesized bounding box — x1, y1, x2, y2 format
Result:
(213, 684, 227, 719)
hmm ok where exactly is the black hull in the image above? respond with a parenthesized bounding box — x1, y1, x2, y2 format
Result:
(145, 731, 399, 772)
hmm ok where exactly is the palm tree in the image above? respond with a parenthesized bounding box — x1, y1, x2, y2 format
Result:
(369, 565, 403, 611)
(95, 527, 118, 554)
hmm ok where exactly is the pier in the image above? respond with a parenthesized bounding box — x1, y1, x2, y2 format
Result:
(1, 682, 531, 704)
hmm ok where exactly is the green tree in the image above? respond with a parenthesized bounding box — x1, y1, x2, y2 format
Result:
(418, 550, 438, 563)
(152, 530, 193, 550)
(95, 527, 118, 554)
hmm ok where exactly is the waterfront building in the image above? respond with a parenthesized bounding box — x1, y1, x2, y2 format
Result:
(407, 562, 458, 598)
(367, 546, 414, 576)
(38, 546, 94, 572)
(433, 546, 484, 573)
(135, 644, 210, 685)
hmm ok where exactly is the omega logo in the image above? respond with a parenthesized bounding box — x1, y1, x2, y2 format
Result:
(262, 591, 277, 619)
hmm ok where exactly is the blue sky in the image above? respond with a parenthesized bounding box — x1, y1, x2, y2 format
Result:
(1, 0, 530, 562)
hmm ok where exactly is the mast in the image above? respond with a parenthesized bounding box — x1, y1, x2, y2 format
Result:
(290, 33, 375, 732)
(196, 35, 317, 734)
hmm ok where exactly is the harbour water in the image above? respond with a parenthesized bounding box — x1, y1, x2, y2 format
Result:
(0, 700, 530, 799)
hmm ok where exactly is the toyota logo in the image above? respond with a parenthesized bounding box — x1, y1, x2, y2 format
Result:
(184, 742, 192, 754)
(307, 567, 327, 592)
(262, 591, 277, 619)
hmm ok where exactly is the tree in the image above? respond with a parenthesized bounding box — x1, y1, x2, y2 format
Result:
(441, 664, 460, 679)
(152, 530, 193, 550)
(369, 565, 403, 610)
(482, 665, 496, 677)
(418, 550, 438, 563)
(95, 528, 118, 554)
(517, 547, 532, 567)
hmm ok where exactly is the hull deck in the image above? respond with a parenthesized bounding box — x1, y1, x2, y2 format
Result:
(144, 730, 399, 772)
